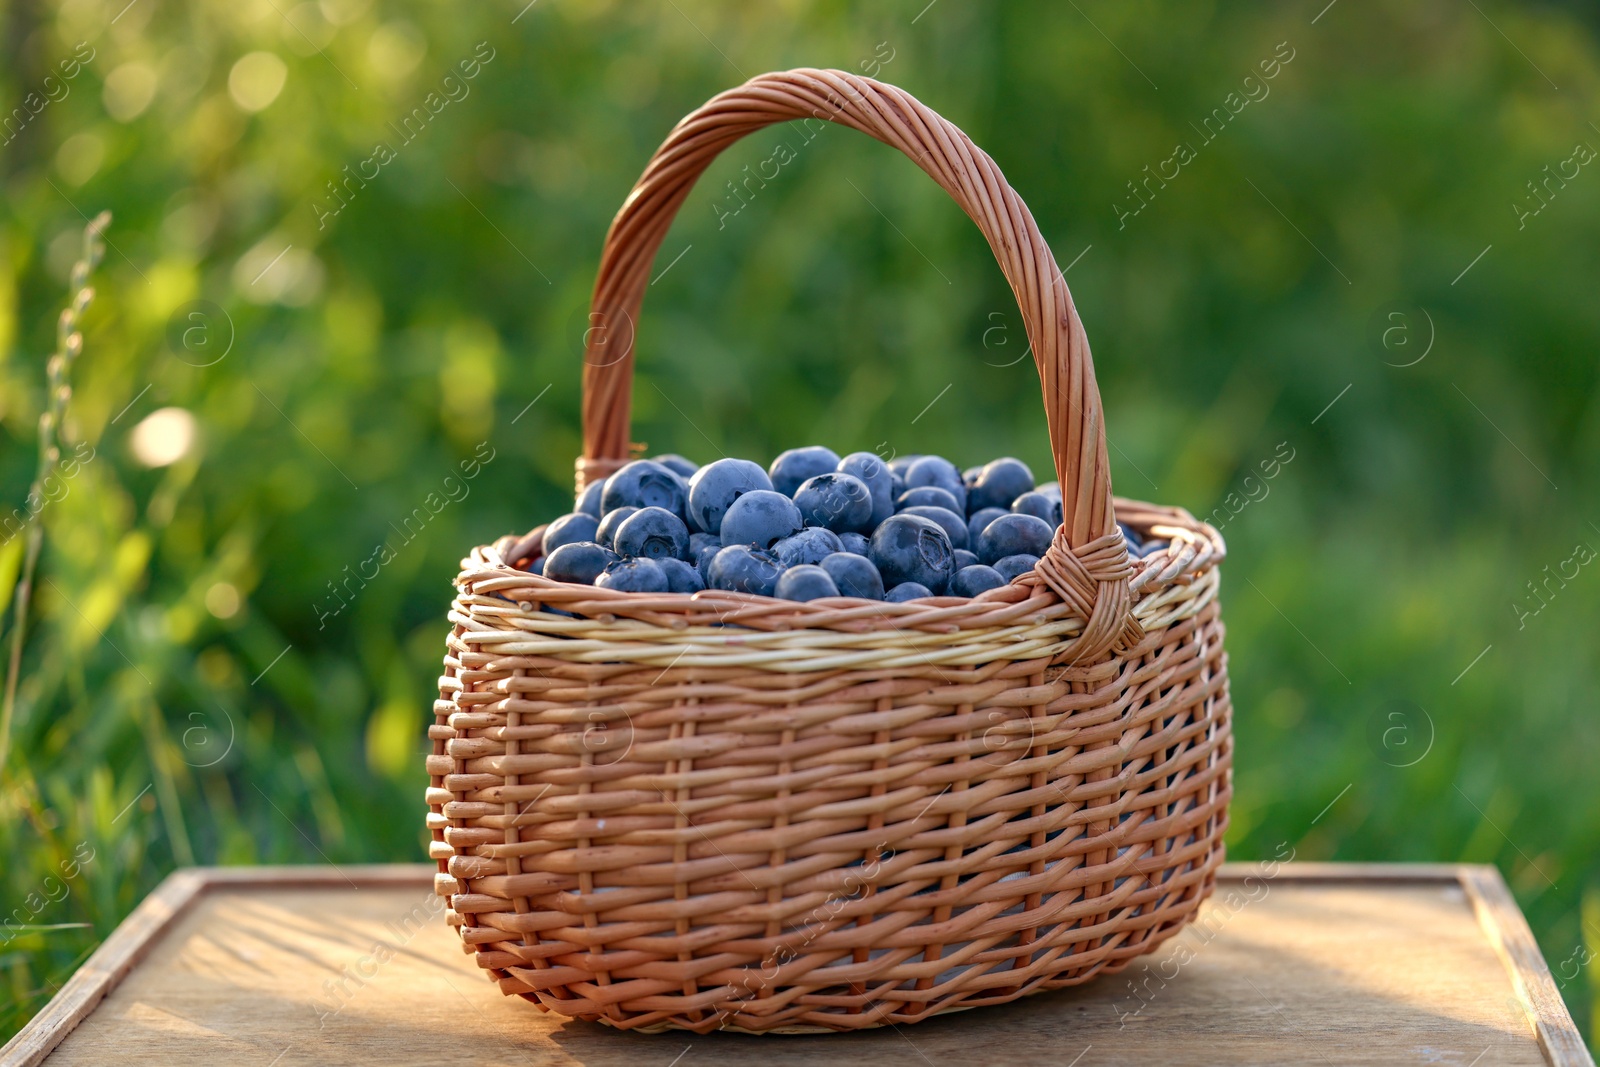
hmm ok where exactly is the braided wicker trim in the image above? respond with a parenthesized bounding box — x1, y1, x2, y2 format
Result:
(465, 500, 1220, 672)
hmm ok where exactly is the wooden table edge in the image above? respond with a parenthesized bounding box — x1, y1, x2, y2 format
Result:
(1, 862, 1589, 1067)
(1457, 865, 1593, 1067)
(0, 865, 433, 1067)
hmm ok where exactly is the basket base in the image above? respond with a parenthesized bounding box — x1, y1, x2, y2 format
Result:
(506, 884, 1207, 1035)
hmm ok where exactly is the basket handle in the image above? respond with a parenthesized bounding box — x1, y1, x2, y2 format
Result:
(579, 69, 1138, 652)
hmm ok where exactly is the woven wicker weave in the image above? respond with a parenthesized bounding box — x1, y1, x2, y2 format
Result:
(427, 68, 1232, 1034)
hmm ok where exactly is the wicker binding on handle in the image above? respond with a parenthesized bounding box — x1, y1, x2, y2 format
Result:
(429, 68, 1232, 1034)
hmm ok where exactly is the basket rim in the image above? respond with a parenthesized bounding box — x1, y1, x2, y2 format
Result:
(465, 495, 1224, 642)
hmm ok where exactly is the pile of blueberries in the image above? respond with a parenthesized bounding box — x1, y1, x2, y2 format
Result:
(529, 448, 1164, 603)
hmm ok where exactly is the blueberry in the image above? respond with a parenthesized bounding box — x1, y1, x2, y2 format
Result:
(869, 513, 954, 592)
(613, 506, 691, 560)
(976, 513, 1054, 566)
(838, 452, 895, 526)
(657, 557, 705, 593)
(794, 472, 873, 532)
(895, 485, 964, 515)
(951, 564, 1006, 596)
(968, 457, 1034, 513)
(527, 556, 545, 576)
(992, 553, 1041, 582)
(1011, 491, 1062, 527)
(651, 453, 699, 479)
(576, 478, 607, 518)
(542, 512, 601, 557)
(903, 456, 967, 513)
(968, 507, 1007, 546)
(1118, 521, 1143, 554)
(886, 454, 923, 477)
(838, 532, 870, 555)
(600, 460, 688, 521)
(773, 526, 844, 567)
(952, 548, 979, 570)
(1036, 480, 1062, 502)
(898, 505, 969, 551)
(689, 531, 722, 558)
(686, 458, 773, 534)
(544, 542, 619, 584)
(820, 552, 885, 600)
(962, 464, 983, 488)
(694, 539, 722, 585)
(720, 489, 803, 549)
(707, 545, 784, 596)
(596, 506, 639, 548)
(596, 556, 669, 593)
(885, 582, 934, 602)
(890, 471, 906, 498)
(769, 446, 841, 497)
(774, 564, 841, 602)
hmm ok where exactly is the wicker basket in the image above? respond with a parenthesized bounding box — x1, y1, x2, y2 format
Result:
(427, 68, 1232, 1034)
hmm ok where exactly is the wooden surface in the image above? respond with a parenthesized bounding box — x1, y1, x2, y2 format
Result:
(4, 863, 1590, 1067)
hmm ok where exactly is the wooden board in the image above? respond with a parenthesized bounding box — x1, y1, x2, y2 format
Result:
(2, 863, 1589, 1066)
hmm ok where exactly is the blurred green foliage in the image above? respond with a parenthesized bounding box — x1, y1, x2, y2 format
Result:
(3, 0, 1599, 1047)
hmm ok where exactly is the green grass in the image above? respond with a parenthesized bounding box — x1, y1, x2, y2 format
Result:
(3, 0, 1599, 1047)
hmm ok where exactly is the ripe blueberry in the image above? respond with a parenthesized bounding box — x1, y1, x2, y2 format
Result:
(707, 544, 783, 596)
(898, 505, 969, 551)
(952, 548, 979, 570)
(968, 507, 1006, 546)
(837, 452, 895, 526)
(657, 557, 705, 593)
(651, 453, 699, 479)
(773, 526, 844, 567)
(694, 539, 722, 585)
(544, 542, 619, 584)
(613, 507, 691, 560)
(769, 446, 840, 497)
(992, 553, 1041, 582)
(794, 472, 873, 532)
(886, 454, 923, 478)
(951, 564, 1006, 597)
(885, 582, 934, 602)
(720, 489, 803, 549)
(820, 552, 885, 600)
(601, 460, 688, 521)
(895, 486, 964, 515)
(542, 512, 601, 557)
(576, 478, 606, 518)
(869, 513, 954, 592)
(595, 506, 639, 549)
(596, 557, 669, 593)
(687, 458, 773, 534)
(976, 513, 1054, 566)
(903, 455, 967, 514)
(968, 457, 1034, 513)
(838, 531, 870, 556)
(1117, 521, 1142, 555)
(1010, 491, 1062, 527)
(774, 564, 841, 602)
